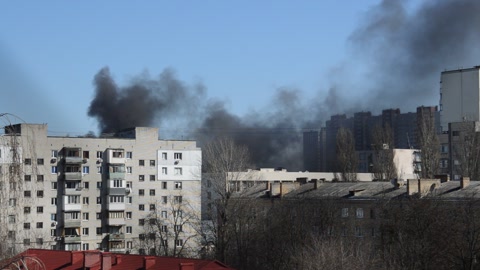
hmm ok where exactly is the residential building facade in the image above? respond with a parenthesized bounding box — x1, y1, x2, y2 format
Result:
(0, 123, 201, 257)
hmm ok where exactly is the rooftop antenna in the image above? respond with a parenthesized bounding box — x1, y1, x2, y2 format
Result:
(406, 132, 412, 149)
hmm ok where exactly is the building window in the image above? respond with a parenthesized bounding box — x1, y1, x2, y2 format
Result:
(174, 182, 182, 189)
(162, 167, 167, 175)
(37, 190, 44, 198)
(355, 226, 363, 237)
(36, 238, 43, 245)
(24, 223, 31, 229)
(82, 212, 89, 220)
(25, 175, 31, 182)
(37, 175, 44, 182)
(162, 182, 167, 189)
(51, 166, 57, 174)
(139, 219, 145, 226)
(139, 189, 144, 196)
(174, 225, 182, 232)
(356, 208, 364, 218)
(24, 207, 31, 214)
(82, 243, 89, 250)
(113, 179, 123, 187)
(97, 166, 102, 174)
(82, 166, 89, 174)
(51, 213, 57, 221)
(109, 196, 124, 203)
(96, 151, 103, 159)
(24, 190, 31, 197)
(97, 182, 102, 189)
(96, 197, 101, 204)
(36, 222, 43, 229)
(161, 225, 168, 232)
(162, 196, 167, 204)
(126, 167, 132, 174)
(96, 212, 101, 219)
(51, 198, 57, 205)
(126, 151, 132, 159)
(150, 160, 155, 166)
(139, 175, 145, 181)
(174, 210, 182, 218)
(149, 204, 156, 211)
(139, 160, 145, 166)
(174, 153, 182, 160)
(174, 196, 182, 204)
(52, 150, 58, 158)
(127, 197, 132, 204)
(83, 151, 89, 159)
(126, 212, 132, 219)
(162, 152, 167, 160)
(126, 226, 132, 234)
(83, 197, 89, 205)
(175, 239, 183, 247)
(96, 227, 102, 235)
(24, 239, 31, 246)
(37, 206, 44, 213)
(37, 158, 44, 165)
(174, 168, 182, 175)
(150, 175, 155, 181)
(139, 204, 145, 211)
(149, 189, 155, 196)
(161, 211, 167, 219)
(341, 208, 349, 218)
(84, 182, 89, 189)
(25, 158, 31, 165)
(9, 198, 16, 206)
(8, 215, 15, 223)
(51, 182, 58, 190)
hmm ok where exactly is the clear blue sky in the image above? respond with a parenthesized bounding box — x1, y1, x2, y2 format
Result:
(0, 1, 418, 135)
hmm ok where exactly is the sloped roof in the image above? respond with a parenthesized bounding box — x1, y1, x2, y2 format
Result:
(0, 249, 235, 270)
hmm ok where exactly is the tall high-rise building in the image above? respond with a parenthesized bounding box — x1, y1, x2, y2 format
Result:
(0, 123, 201, 257)
(440, 66, 480, 131)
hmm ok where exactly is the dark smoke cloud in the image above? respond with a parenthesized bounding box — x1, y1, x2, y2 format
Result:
(88, 0, 480, 171)
(348, 0, 480, 112)
(88, 67, 205, 134)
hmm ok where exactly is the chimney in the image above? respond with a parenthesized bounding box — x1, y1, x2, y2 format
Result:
(101, 253, 112, 270)
(280, 182, 283, 197)
(313, 179, 319, 190)
(461, 177, 470, 189)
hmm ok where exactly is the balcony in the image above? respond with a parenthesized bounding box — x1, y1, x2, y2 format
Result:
(64, 235, 81, 243)
(64, 219, 81, 228)
(108, 166, 126, 180)
(108, 233, 125, 241)
(108, 187, 126, 196)
(64, 188, 82, 195)
(107, 202, 125, 211)
(108, 217, 126, 226)
(106, 149, 126, 164)
(64, 172, 82, 181)
(63, 196, 81, 211)
(65, 156, 84, 164)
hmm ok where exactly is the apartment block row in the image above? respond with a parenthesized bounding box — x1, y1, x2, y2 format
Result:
(0, 123, 201, 257)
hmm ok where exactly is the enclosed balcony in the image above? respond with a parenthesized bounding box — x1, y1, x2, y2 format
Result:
(64, 228, 81, 243)
(63, 147, 83, 164)
(105, 149, 126, 164)
(64, 181, 82, 195)
(107, 211, 126, 225)
(107, 195, 125, 211)
(64, 165, 82, 181)
(108, 233, 125, 241)
(108, 241, 125, 253)
(108, 165, 125, 180)
(108, 179, 126, 195)
(63, 195, 81, 211)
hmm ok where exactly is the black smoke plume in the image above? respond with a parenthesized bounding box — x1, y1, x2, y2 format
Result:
(88, 0, 480, 171)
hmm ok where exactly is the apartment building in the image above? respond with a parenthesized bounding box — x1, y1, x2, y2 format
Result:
(0, 123, 201, 257)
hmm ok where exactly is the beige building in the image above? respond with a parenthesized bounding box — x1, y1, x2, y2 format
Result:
(0, 123, 201, 257)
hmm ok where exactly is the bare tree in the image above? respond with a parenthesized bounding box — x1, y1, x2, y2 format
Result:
(201, 137, 253, 264)
(417, 108, 440, 178)
(138, 195, 201, 257)
(451, 122, 480, 181)
(336, 128, 358, 181)
(371, 124, 396, 181)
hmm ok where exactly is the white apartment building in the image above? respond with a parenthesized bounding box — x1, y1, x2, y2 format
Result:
(440, 66, 480, 131)
(0, 123, 201, 257)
